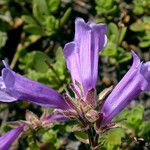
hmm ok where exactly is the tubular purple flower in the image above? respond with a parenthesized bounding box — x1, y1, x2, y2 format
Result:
(0, 125, 24, 150)
(0, 61, 70, 110)
(101, 51, 150, 125)
(64, 18, 107, 96)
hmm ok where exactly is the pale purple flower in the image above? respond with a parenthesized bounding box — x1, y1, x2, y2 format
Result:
(101, 51, 150, 125)
(64, 18, 107, 96)
(0, 125, 24, 150)
(0, 61, 70, 110)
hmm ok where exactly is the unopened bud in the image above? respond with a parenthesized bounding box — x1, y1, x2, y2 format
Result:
(25, 110, 41, 129)
(85, 109, 99, 123)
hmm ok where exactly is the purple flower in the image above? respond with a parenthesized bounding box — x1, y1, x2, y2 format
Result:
(64, 18, 107, 96)
(0, 18, 107, 110)
(0, 61, 70, 110)
(101, 51, 150, 125)
(1, 17, 150, 137)
(0, 125, 24, 150)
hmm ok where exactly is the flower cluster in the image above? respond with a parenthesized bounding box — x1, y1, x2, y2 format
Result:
(0, 18, 150, 150)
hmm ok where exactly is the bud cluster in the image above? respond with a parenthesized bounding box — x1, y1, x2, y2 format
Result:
(56, 82, 115, 134)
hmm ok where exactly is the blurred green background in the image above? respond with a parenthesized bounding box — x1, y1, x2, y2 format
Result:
(0, 0, 150, 149)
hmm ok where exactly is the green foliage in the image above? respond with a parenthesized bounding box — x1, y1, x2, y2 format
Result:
(0, 31, 7, 50)
(74, 132, 89, 144)
(124, 105, 144, 132)
(138, 121, 150, 141)
(22, 0, 70, 36)
(101, 23, 131, 65)
(130, 16, 150, 48)
(46, 0, 60, 13)
(133, 0, 150, 15)
(100, 105, 150, 150)
(27, 134, 40, 150)
(18, 47, 70, 91)
(0, 14, 10, 50)
(42, 129, 60, 149)
(95, 0, 118, 16)
(100, 128, 125, 150)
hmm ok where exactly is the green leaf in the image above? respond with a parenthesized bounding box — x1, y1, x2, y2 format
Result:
(138, 121, 150, 140)
(23, 24, 43, 35)
(42, 129, 60, 149)
(22, 15, 37, 25)
(133, 6, 144, 15)
(53, 47, 68, 80)
(125, 105, 144, 131)
(139, 40, 150, 48)
(46, 0, 60, 13)
(118, 27, 127, 45)
(100, 128, 125, 150)
(60, 8, 72, 27)
(101, 41, 117, 57)
(43, 16, 59, 36)
(118, 51, 132, 63)
(95, 0, 117, 15)
(74, 132, 89, 144)
(107, 128, 125, 145)
(31, 51, 51, 72)
(130, 22, 145, 32)
(0, 31, 7, 49)
(143, 16, 150, 23)
(28, 138, 40, 150)
(142, 34, 150, 40)
(108, 22, 119, 42)
(19, 50, 51, 72)
(33, 0, 49, 22)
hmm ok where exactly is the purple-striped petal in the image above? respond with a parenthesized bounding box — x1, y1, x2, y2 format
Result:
(0, 76, 17, 102)
(64, 18, 107, 97)
(0, 61, 70, 110)
(101, 51, 150, 125)
(0, 125, 24, 150)
(42, 113, 69, 125)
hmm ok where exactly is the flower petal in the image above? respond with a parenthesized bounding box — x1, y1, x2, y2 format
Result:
(0, 77, 17, 102)
(0, 61, 70, 110)
(140, 61, 150, 90)
(0, 90, 17, 102)
(101, 51, 150, 125)
(89, 24, 107, 87)
(42, 113, 69, 125)
(0, 125, 24, 150)
(64, 42, 82, 85)
(64, 18, 107, 96)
